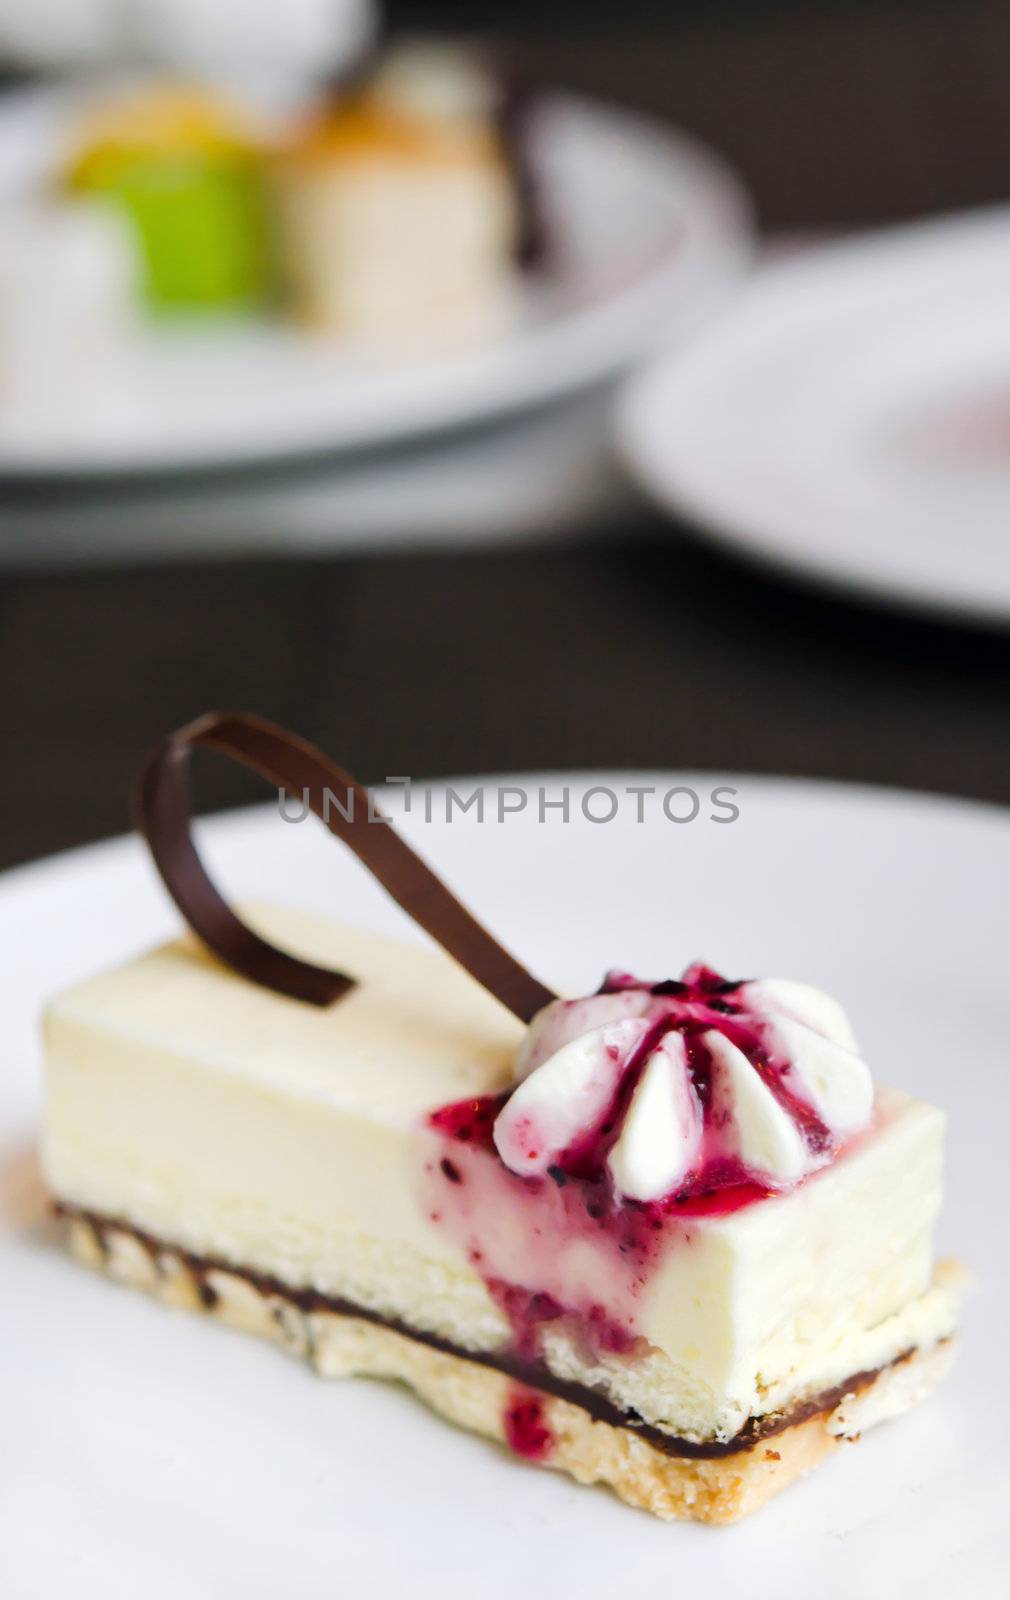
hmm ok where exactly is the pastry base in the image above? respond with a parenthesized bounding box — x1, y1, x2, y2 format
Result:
(61, 1210, 956, 1524)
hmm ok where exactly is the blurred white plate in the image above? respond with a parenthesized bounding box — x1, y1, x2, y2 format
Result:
(1, 774, 1006, 1598)
(0, 386, 633, 564)
(0, 88, 750, 477)
(618, 207, 1010, 627)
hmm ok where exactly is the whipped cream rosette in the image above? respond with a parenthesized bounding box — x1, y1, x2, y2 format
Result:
(496, 966, 874, 1200)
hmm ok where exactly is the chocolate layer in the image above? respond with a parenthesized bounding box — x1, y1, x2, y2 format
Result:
(135, 712, 555, 1021)
(57, 1202, 912, 1461)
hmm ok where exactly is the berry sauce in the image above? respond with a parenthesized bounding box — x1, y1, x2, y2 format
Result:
(423, 965, 844, 1369)
(423, 1099, 668, 1358)
(503, 1387, 554, 1461)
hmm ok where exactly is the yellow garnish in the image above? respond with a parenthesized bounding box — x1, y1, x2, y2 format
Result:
(281, 95, 503, 170)
(67, 85, 261, 189)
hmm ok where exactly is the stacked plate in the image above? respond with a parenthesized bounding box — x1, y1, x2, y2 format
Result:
(0, 88, 751, 478)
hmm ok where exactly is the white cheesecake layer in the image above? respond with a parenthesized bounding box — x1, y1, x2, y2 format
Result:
(42, 907, 958, 1444)
(277, 154, 518, 343)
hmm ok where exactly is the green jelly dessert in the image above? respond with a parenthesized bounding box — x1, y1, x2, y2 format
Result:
(67, 87, 272, 313)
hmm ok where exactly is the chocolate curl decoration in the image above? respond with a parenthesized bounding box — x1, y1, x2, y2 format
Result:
(135, 712, 556, 1022)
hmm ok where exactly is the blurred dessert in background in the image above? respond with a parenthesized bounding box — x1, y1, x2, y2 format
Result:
(0, 39, 553, 442)
(275, 45, 522, 345)
(0, 202, 138, 428)
(0, 26, 748, 470)
(49, 46, 533, 347)
(66, 87, 273, 313)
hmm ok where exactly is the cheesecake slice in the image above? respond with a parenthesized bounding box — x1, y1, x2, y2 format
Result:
(274, 47, 520, 347)
(43, 906, 960, 1524)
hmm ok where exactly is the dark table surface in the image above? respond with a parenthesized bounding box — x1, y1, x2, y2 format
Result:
(1, 518, 1007, 874)
(1, 0, 1008, 872)
(401, 0, 1010, 232)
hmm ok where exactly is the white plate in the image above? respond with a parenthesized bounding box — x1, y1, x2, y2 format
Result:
(0, 385, 633, 564)
(0, 88, 750, 477)
(1, 774, 1005, 1598)
(618, 207, 1010, 627)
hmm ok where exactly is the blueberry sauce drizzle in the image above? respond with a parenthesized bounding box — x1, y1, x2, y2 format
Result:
(428, 1094, 503, 1146)
(425, 964, 844, 1394)
(503, 1387, 554, 1460)
(602, 964, 833, 1163)
(553, 1015, 669, 1183)
(428, 962, 834, 1216)
(489, 1279, 637, 1359)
